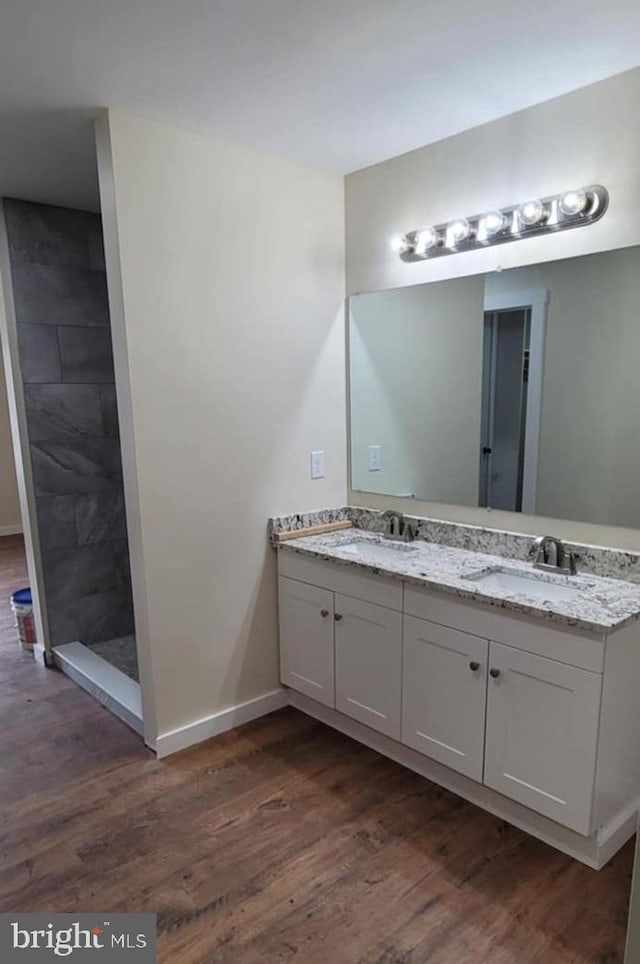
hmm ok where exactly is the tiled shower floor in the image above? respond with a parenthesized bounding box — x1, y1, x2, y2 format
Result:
(88, 635, 139, 681)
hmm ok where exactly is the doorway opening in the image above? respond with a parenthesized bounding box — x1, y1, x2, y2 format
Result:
(479, 289, 547, 514)
(0, 196, 144, 737)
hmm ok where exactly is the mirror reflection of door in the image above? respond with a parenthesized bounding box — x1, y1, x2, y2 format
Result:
(479, 307, 531, 512)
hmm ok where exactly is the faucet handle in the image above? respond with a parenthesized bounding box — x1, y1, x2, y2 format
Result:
(530, 539, 546, 563)
(401, 520, 416, 542)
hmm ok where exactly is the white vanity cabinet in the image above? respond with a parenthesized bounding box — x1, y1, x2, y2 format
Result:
(277, 549, 640, 868)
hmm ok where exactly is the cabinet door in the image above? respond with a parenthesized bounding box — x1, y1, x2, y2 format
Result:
(402, 616, 488, 781)
(278, 577, 335, 707)
(484, 641, 602, 834)
(335, 594, 402, 739)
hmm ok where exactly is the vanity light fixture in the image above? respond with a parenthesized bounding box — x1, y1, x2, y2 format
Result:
(394, 184, 608, 262)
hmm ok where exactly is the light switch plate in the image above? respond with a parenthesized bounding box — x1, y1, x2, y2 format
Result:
(310, 450, 325, 479)
(368, 445, 382, 471)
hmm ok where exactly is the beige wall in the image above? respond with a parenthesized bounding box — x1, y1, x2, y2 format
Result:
(98, 110, 346, 743)
(350, 276, 484, 503)
(0, 357, 20, 532)
(345, 67, 640, 551)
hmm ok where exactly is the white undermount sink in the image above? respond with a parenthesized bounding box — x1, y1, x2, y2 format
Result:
(340, 539, 418, 562)
(462, 566, 592, 603)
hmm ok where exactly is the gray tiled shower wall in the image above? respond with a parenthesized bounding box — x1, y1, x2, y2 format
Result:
(3, 199, 135, 647)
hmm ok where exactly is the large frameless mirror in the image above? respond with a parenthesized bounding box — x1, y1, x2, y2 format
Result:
(349, 245, 640, 528)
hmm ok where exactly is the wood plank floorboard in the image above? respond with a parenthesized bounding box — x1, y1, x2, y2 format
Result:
(0, 535, 633, 962)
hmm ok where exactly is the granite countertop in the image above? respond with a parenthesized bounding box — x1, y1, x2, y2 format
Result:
(278, 529, 640, 634)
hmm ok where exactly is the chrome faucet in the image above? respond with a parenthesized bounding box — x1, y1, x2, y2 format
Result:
(380, 509, 415, 542)
(531, 535, 577, 575)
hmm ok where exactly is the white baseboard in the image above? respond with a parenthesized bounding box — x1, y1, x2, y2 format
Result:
(33, 642, 48, 667)
(155, 688, 288, 759)
(289, 690, 637, 870)
(0, 523, 23, 537)
(596, 800, 639, 867)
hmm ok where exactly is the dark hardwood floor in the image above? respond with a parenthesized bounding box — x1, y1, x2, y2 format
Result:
(0, 535, 144, 805)
(0, 534, 633, 962)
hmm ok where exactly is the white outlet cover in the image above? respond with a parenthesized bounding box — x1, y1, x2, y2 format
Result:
(310, 450, 325, 479)
(368, 445, 382, 471)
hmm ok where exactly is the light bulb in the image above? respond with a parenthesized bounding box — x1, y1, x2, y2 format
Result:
(559, 189, 588, 217)
(479, 210, 506, 237)
(415, 226, 439, 255)
(390, 234, 410, 255)
(518, 199, 545, 227)
(446, 218, 471, 247)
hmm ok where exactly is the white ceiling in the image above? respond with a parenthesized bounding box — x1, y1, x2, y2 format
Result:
(1, 0, 639, 211)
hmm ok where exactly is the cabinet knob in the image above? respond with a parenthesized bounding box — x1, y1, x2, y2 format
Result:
(489, 668, 501, 679)
(469, 661, 480, 672)
(320, 609, 330, 618)
(334, 613, 343, 621)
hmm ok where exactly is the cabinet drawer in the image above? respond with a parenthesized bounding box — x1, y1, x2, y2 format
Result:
(402, 617, 488, 781)
(404, 586, 604, 673)
(279, 550, 402, 611)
